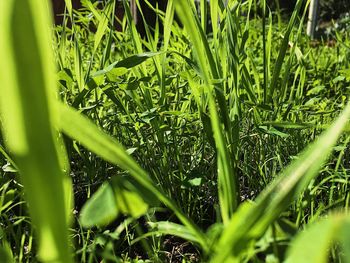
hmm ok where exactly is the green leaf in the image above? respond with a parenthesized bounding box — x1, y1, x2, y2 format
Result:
(149, 222, 200, 244)
(80, 183, 119, 228)
(92, 52, 162, 77)
(106, 68, 129, 82)
(80, 175, 158, 227)
(111, 176, 156, 219)
(116, 190, 148, 218)
(0, 242, 14, 263)
(93, 1, 113, 53)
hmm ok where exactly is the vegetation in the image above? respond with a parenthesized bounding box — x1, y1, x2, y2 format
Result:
(1, 0, 350, 262)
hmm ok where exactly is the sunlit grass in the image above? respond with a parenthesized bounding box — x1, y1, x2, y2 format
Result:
(1, 0, 350, 262)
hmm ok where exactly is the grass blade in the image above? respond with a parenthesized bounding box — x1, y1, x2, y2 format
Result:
(0, 1, 72, 262)
(285, 214, 350, 263)
(175, 0, 240, 222)
(93, 1, 114, 53)
(268, 0, 305, 103)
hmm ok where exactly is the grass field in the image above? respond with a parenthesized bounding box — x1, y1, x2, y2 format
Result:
(1, 0, 350, 262)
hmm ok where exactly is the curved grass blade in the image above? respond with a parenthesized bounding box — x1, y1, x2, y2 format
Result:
(149, 221, 200, 244)
(92, 52, 162, 77)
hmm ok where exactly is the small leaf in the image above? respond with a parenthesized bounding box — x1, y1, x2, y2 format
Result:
(126, 147, 137, 155)
(111, 176, 159, 218)
(116, 190, 148, 218)
(333, 75, 345, 83)
(1, 163, 17, 173)
(106, 68, 128, 82)
(188, 177, 202, 186)
(92, 52, 162, 77)
(149, 221, 200, 243)
(80, 183, 119, 227)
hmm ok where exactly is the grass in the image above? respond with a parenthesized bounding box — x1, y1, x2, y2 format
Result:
(1, 0, 350, 262)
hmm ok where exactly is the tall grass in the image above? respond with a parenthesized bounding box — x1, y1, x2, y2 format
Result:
(1, 0, 350, 262)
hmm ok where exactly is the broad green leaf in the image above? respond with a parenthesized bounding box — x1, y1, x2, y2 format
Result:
(106, 68, 129, 81)
(80, 175, 158, 227)
(116, 190, 148, 218)
(112, 176, 159, 208)
(80, 183, 119, 227)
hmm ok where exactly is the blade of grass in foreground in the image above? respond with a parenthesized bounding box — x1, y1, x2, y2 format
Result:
(285, 213, 350, 263)
(0, 0, 72, 262)
(211, 101, 350, 262)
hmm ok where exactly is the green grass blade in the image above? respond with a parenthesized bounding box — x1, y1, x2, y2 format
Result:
(122, 0, 143, 54)
(268, 0, 305, 103)
(64, 0, 73, 18)
(149, 221, 201, 244)
(0, 1, 72, 262)
(208, 93, 239, 223)
(175, 0, 218, 83)
(93, 1, 113, 53)
(210, 0, 219, 43)
(285, 214, 350, 263)
(81, 0, 101, 20)
(175, 0, 239, 221)
(0, 242, 14, 263)
(200, 0, 208, 33)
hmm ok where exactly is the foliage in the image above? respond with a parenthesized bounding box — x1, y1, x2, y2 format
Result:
(1, 0, 350, 262)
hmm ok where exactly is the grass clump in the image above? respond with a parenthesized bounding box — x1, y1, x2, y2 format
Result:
(1, 0, 350, 262)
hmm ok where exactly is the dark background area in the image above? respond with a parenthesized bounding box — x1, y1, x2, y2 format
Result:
(268, 0, 350, 20)
(51, 0, 350, 31)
